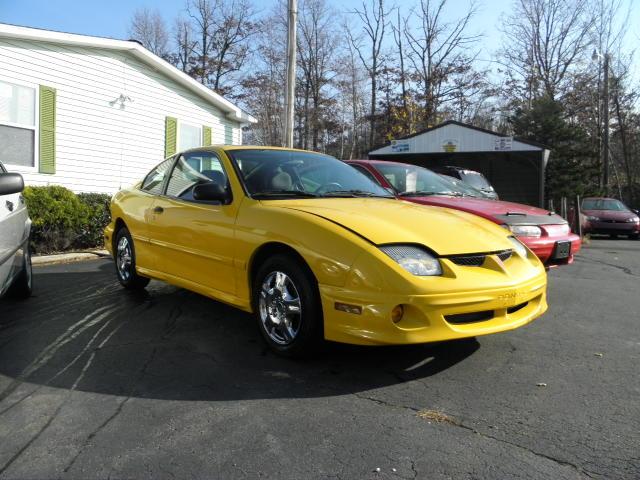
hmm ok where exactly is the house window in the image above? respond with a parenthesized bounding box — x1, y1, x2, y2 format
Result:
(178, 122, 202, 151)
(0, 80, 36, 168)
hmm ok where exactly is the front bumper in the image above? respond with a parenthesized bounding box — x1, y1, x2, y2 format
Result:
(585, 221, 640, 235)
(320, 272, 547, 345)
(520, 232, 581, 267)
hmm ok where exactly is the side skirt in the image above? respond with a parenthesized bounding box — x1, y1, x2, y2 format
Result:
(136, 266, 253, 313)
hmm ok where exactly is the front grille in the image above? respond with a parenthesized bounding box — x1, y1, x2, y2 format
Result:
(497, 250, 512, 262)
(448, 250, 512, 267)
(445, 310, 494, 324)
(450, 255, 485, 267)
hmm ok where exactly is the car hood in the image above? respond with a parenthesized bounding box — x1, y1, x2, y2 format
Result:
(267, 198, 514, 255)
(406, 196, 566, 226)
(583, 209, 637, 221)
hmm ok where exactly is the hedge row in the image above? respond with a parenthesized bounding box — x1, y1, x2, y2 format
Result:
(23, 186, 112, 254)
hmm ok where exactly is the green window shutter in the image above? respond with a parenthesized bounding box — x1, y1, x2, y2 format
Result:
(165, 116, 177, 157)
(39, 85, 56, 174)
(202, 125, 212, 146)
(224, 124, 233, 145)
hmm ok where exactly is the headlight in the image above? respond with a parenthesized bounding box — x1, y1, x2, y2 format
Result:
(379, 245, 442, 276)
(508, 237, 528, 258)
(586, 215, 600, 221)
(508, 225, 542, 237)
(625, 216, 639, 223)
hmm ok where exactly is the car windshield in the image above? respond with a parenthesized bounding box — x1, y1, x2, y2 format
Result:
(228, 149, 392, 199)
(374, 163, 463, 196)
(439, 175, 486, 198)
(582, 199, 630, 211)
(459, 170, 492, 190)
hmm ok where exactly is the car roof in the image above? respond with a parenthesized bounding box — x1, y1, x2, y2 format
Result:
(181, 145, 324, 155)
(347, 159, 423, 168)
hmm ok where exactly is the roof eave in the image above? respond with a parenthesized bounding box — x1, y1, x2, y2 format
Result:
(0, 23, 257, 124)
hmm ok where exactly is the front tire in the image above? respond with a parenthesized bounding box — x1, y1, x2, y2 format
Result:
(252, 254, 323, 357)
(7, 243, 32, 299)
(114, 227, 150, 290)
(630, 233, 639, 240)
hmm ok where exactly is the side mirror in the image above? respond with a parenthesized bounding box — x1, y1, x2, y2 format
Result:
(633, 209, 639, 215)
(0, 172, 24, 196)
(192, 181, 230, 204)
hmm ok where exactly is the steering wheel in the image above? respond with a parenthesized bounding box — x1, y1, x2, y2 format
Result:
(315, 182, 343, 195)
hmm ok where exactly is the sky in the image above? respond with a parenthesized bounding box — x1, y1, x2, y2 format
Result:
(0, 0, 638, 79)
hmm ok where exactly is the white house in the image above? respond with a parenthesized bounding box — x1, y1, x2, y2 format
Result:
(0, 23, 255, 193)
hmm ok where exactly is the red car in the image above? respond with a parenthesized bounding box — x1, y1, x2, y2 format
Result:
(582, 197, 640, 239)
(347, 160, 581, 267)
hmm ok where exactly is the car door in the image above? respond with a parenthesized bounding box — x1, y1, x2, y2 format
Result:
(146, 151, 240, 297)
(130, 157, 176, 272)
(0, 164, 25, 291)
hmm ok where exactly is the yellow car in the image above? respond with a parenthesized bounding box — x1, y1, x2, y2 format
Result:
(105, 146, 547, 356)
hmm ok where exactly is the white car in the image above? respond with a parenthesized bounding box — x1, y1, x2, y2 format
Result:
(0, 161, 32, 298)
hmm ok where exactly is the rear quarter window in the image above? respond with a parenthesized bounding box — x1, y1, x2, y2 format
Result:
(141, 158, 174, 194)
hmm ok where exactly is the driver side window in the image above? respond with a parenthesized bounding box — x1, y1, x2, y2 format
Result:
(165, 152, 228, 201)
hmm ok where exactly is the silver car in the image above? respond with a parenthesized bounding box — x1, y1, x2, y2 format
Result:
(0, 161, 32, 298)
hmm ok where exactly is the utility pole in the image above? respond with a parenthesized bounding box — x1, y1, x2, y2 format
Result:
(602, 53, 610, 196)
(283, 0, 297, 148)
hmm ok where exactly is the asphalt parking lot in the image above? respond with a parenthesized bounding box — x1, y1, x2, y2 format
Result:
(0, 238, 638, 479)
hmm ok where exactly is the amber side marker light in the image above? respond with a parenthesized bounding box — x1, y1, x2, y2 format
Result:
(335, 302, 362, 315)
(391, 305, 404, 323)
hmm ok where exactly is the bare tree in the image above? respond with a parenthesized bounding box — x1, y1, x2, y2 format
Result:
(208, 0, 258, 94)
(173, 16, 198, 73)
(403, 0, 481, 126)
(297, 0, 338, 149)
(339, 32, 368, 158)
(500, 0, 594, 101)
(391, 8, 411, 134)
(186, 0, 257, 94)
(239, 13, 286, 146)
(128, 7, 169, 58)
(347, 0, 388, 149)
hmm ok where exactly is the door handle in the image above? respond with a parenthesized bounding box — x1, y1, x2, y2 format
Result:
(153, 206, 164, 214)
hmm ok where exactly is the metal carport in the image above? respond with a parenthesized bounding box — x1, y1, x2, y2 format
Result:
(368, 120, 550, 207)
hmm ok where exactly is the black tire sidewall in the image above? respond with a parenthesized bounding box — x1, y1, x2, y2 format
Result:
(252, 254, 323, 357)
(7, 241, 32, 299)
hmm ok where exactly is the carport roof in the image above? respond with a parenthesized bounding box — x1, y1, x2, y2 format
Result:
(369, 120, 549, 155)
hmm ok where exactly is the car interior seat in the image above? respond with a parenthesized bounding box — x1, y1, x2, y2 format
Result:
(201, 170, 226, 186)
(270, 171, 293, 191)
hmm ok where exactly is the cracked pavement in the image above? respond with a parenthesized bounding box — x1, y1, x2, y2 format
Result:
(0, 238, 639, 479)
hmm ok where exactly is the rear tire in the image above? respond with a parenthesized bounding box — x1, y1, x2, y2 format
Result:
(114, 226, 150, 290)
(252, 254, 323, 357)
(7, 243, 32, 299)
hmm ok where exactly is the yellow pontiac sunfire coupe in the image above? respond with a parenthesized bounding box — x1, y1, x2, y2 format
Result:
(105, 146, 548, 356)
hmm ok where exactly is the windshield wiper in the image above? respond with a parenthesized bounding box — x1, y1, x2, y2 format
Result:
(322, 189, 388, 198)
(399, 190, 462, 197)
(253, 190, 319, 198)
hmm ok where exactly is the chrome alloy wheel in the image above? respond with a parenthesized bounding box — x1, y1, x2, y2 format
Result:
(116, 236, 133, 281)
(259, 271, 302, 345)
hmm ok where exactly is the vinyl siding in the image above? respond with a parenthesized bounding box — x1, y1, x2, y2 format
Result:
(0, 38, 243, 193)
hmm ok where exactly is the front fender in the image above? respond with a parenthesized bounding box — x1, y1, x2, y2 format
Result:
(234, 200, 375, 301)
